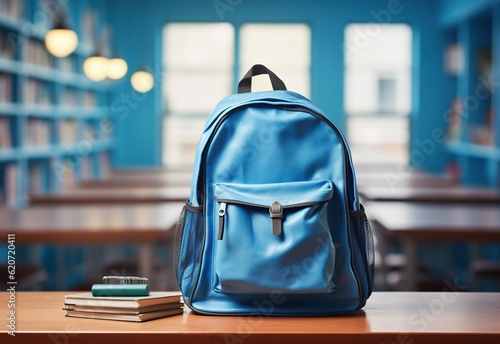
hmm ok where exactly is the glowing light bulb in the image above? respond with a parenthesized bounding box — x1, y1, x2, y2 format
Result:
(131, 70, 154, 92)
(83, 55, 109, 81)
(107, 57, 128, 80)
(45, 28, 78, 57)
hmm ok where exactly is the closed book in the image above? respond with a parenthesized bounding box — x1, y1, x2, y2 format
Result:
(63, 301, 183, 314)
(65, 308, 184, 322)
(64, 291, 182, 309)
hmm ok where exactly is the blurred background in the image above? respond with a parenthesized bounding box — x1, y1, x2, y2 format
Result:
(0, 0, 499, 292)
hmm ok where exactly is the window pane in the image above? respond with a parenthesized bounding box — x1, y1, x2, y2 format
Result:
(344, 24, 412, 164)
(162, 23, 234, 167)
(345, 71, 411, 114)
(345, 24, 412, 68)
(164, 23, 234, 68)
(240, 24, 311, 97)
(165, 72, 233, 113)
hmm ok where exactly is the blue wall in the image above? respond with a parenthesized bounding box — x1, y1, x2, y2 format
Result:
(108, 0, 452, 170)
(439, 0, 500, 26)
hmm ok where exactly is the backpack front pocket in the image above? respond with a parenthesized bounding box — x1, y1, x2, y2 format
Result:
(213, 179, 336, 294)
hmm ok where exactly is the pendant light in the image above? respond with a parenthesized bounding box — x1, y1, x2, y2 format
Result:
(107, 56, 128, 80)
(83, 53, 109, 81)
(131, 69, 154, 93)
(44, 11, 78, 58)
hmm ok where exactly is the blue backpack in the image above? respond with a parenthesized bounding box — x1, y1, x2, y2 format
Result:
(174, 65, 374, 315)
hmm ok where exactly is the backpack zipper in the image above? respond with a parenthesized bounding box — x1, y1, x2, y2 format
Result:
(215, 198, 330, 240)
(217, 202, 226, 240)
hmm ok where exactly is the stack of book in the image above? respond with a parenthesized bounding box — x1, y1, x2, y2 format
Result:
(63, 291, 183, 322)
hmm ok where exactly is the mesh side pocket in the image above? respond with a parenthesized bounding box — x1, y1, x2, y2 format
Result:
(174, 202, 204, 302)
(349, 204, 375, 299)
(361, 213, 375, 282)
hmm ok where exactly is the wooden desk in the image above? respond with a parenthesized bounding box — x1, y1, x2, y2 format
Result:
(354, 163, 419, 173)
(0, 203, 184, 287)
(356, 172, 456, 188)
(111, 167, 192, 176)
(80, 172, 192, 188)
(1, 292, 498, 344)
(367, 202, 500, 290)
(29, 186, 190, 204)
(359, 185, 500, 203)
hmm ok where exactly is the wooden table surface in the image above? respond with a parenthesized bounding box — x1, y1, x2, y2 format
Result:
(111, 167, 192, 176)
(356, 172, 456, 188)
(29, 186, 191, 204)
(1, 292, 499, 344)
(0, 203, 184, 243)
(367, 202, 500, 290)
(359, 185, 500, 203)
(80, 171, 192, 188)
(0, 203, 184, 286)
(367, 202, 500, 241)
(354, 163, 421, 173)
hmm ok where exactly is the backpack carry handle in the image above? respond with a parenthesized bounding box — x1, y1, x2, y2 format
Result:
(238, 64, 287, 93)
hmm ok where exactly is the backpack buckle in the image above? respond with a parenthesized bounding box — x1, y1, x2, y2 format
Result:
(269, 201, 283, 236)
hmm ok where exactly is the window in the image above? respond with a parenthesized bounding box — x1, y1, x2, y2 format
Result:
(240, 24, 310, 97)
(162, 23, 311, 168)
(162, 23, 234, 167)
(344, 24, 412, 164)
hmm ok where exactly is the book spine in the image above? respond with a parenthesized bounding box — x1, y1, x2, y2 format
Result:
(91, 284, 150, 297)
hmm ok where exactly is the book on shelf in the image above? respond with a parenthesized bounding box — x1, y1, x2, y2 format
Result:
(50, 157, 76, 189)
(99, 151, 112, 177)
(60, 88, 78, 107)
(61, 160, 75, 189)
(29, 164, 43, 192)
(83, 91, 96, 108)
(80, 156, 93, 180)
(23, 79, 53, 105)
(63, 291, 183, 322)
(0, 73, 12, 103)
(470, 106, 494, 146)
(5, 163, 17, 206)
(0, 116, 12, 149)
(59, 120, 77, 145)
(25, 118, 51, 147)
(25, 39, 54, 68)
(0, 0, 24, 20)
(0, 32, 16, 60)
(445, 97, 463, 142)
(444, 43, 463, 76)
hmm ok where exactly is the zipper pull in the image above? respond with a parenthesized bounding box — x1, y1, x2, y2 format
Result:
(217, 202, 226, 240)
(269, 201, 283, 236)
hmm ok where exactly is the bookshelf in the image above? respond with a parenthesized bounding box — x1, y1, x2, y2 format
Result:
(0, 0, 113, 207)
(444, 3, 500, 188)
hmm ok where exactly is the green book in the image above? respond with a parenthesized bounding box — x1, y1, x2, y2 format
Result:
(91, 284, 150, 297)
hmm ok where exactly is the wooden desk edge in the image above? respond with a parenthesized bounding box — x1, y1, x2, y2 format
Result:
(368, 218, 500, 241)
(0, 225, 176, 244)
(2, 292, 500, 344)
(6, 332, 500, 344)
(29, 195, 187, 204)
